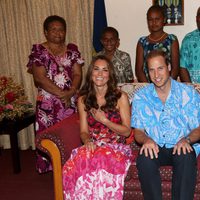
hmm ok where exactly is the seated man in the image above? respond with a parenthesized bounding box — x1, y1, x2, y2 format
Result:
(131, 49, 200, 200)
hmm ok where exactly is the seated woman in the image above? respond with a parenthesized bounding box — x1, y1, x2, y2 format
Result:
(62, 55, 132, 199)
(98, 27, 134, 83)
(27, 15, 84, 173)
(135, 5, 179, 82)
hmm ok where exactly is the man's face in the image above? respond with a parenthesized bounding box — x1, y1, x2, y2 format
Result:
(196, 8, 200, 30)
(147, 56, 171, 89)
(101, 32, 119, 53)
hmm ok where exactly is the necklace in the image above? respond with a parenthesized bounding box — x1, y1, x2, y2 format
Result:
(148, 33, 166, 42)
(47, 43, 66, 72)
(47, 44, 66, 56)
(58, 65, 64, 72)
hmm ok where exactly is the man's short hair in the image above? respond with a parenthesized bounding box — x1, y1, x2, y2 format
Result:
(146, 49, 170, 66)
(101, 27, 119, 39)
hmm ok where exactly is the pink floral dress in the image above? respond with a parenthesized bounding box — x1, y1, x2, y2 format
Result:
(27, 43, 84, 173)
(62, 110, 132, 200)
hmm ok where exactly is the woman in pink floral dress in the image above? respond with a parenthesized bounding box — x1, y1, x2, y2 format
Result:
(62, 55, 132, 199)
(27, 15, 84, 173)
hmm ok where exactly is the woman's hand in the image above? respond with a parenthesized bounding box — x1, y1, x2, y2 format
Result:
(84, 139, 96, 153)
(59, 88, 75, 107)
(90, 108, 108, 124)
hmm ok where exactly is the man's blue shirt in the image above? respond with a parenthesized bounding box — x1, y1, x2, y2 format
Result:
(131, 79, 200, 156)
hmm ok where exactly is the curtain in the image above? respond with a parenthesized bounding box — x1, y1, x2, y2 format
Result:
(0, 0, 94, 150)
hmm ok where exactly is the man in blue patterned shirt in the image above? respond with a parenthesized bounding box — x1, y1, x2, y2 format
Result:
(180, 7, 200, 83)
(131, 50, 200, 200)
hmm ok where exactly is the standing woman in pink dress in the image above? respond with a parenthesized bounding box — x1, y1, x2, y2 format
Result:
(62, 55, 132, 200)
(27, 15, 84, 173)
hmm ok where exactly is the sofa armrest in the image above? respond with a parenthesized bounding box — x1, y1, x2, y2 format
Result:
(35, 113, 81, 200)
(36, 113, 81, 166)
(41, 139, 63, 200)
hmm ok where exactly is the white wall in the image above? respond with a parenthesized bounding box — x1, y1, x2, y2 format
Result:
(105, 0, 200, 73)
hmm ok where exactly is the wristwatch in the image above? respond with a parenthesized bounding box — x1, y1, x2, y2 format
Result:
(185, 136, 192, 144)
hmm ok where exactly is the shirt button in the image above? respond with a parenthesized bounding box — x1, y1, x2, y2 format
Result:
(163, 135, 165, 138)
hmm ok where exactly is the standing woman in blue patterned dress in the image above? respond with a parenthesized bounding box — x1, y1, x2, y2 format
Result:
(135, 5, 180, 82)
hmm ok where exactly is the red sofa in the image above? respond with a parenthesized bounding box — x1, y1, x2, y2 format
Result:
(36, 82, 200, 200)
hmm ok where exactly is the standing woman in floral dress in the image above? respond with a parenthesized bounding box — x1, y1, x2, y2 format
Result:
(27, 15, 84, 173)
(62, 55, 132, 200)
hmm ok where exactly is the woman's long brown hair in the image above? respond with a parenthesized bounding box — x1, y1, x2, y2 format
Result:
(79, 55, 121, 112)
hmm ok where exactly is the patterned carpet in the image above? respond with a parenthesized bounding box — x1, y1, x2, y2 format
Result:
(0, 149, 54, 200)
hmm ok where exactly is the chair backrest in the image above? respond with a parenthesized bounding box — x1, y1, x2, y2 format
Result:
(119, 82, 200, 102)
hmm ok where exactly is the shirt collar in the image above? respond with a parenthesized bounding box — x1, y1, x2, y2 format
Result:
(101, 48, 119, 57)
(151, 78, 174, 101)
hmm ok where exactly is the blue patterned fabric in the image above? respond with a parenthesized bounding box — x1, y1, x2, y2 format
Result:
(131, 79, 200, 156)
(139, 34, 177, 78)
(180, 29, 200, 83)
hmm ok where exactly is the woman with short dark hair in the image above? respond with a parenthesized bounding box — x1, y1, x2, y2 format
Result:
(27, 15, 84, 173)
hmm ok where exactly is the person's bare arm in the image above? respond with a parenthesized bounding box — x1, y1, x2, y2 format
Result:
(62, 63, 82, 106)
(170, 38, 180, 80)
(71, 63, 82, 91)
(78, 96, 96, 152)
(32, 64, 63, 97)
(134, 128, 159, 159)
(91, 92, 131, 137)
(179, 67, 191, 82)
(173, 126, 200, 155)
(135, 42, 148, 82)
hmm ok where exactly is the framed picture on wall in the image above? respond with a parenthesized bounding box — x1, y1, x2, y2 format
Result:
(152, 0, 184, 25)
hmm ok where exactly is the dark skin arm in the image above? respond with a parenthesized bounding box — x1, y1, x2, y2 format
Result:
(64, 63, 82, 106)
(32, 64, 63, 97)
(135, 42, 148, 82)
(32, 62, 82, 106)
(170, 38, 180, 80)
(135, 37, 180, 82)
(179, 67, 191, 82)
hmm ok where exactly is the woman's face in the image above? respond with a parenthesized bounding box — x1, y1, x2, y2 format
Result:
(92, 59, 110, 87)
(45, 21, 66, 44)
(147, 10, 165, 33)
